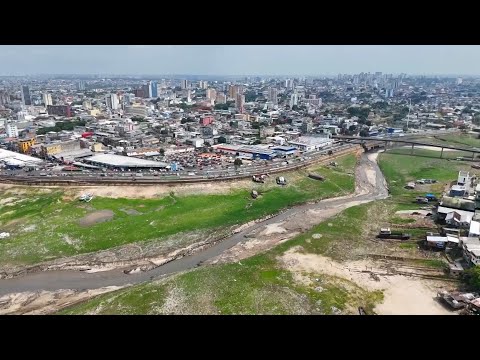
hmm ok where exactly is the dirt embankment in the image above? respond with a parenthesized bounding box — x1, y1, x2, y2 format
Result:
(0, 180, 254, 199)
(0, 286, 125, 315)
(279, 246, 454, 315)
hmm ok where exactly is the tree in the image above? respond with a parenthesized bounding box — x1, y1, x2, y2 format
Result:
(218, 136, 227, 144)
(214, 103, 228, 110)
(159, 148, 165, 156)
(234, 158, 243, 166)
(359, 129, 369, 137)
(463, 267, 480, 291)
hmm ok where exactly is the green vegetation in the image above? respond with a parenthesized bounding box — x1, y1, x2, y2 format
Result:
(36, 119, 86, 135)
(0, 155, 356, 266)
(463, 267, 480, 291)
(60, 212, 384, 315)
(436, 133, 480, 148)
(378, 149, 465, 196)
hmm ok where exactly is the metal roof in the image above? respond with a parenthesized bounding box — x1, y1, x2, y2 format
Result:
(84, 154, 168, 168)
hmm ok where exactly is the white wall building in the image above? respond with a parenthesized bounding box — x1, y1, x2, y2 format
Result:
(43, 92, 53, 106)
(6, 121, 18, 138)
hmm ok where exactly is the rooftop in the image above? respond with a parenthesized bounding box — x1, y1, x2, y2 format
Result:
(84, 154, 168, 168)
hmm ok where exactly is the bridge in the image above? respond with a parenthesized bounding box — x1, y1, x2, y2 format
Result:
(332, 134, 480, 159)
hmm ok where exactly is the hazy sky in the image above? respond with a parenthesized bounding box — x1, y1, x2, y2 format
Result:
(0, 45, 479, 76)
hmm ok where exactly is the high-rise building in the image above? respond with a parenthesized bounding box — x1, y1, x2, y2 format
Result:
(106, 93, 119, 110)
(123, 93, 134, 106)
(289, 92, 298, 108)
(199, 80, 208, 89)
(142, 84, 150, 98)
(6, 120, 18, 138)
(228, 85, 243, 100)
(228, 85, 236, 99)
(456, 78, 463, 85)
(134, 88, 145, 98)
(206, 88, 217, 101)
(268, 87, 278, 105)
(0, 90, 9, 106)
(43, 92, 53, 106)
(149, 81, 158, 98)
(187, 90, 192, 103)
(77, 81, 86, 91)
(21, 85, 32, 106)
(216, 92, 226, 104)
(301, 119, 313, 134)
(285, 79, 294, 89)
(181, 80, 189, 89)
(236, 93, 245, 114)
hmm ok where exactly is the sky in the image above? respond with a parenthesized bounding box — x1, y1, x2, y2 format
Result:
(0, 45, 479, 76)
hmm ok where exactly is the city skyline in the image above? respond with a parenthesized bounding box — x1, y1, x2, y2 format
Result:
(0, 45, 480, 76)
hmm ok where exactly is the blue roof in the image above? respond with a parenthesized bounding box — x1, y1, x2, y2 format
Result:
(426, 193, 435, 197)
(271, 146, 297, 151)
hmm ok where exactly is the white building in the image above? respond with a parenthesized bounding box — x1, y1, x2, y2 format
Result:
(6, 121, 18, 138)
(106, 93, 119, 110)
(43, 92, 53, 106)
(268, 87, 278, 105)
(289, 92, 298, 108)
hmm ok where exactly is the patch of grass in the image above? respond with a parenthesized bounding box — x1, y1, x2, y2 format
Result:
(436, 134, 480, 148)
(415, 259, 447, 269)
(398, 242, 418, 249)
(378, 151, 470, 196)
(391, 217, 416, 224)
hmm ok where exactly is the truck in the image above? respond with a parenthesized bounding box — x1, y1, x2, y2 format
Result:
(377, 228, 411, 240)
(415, 196, 429, 204)
(276, 176, 287, 185)
(252, 174, 267, 183)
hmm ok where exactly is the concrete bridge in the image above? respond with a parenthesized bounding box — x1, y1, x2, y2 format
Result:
(333, 135, 480, 159)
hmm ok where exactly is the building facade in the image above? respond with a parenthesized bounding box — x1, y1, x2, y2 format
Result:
(21, 85, 32, 106)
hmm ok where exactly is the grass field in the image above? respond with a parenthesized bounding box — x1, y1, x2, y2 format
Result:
(0, 154, 356, 266)
(61, 149, 459, 315)
(60, 205, 384, 315)
(435, 133, 480, 148)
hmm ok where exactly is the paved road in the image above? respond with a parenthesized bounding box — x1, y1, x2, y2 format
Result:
(0, 151, 389, 296)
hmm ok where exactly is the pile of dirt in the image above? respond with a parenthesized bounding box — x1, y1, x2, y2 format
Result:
(78, 210, 114, 227)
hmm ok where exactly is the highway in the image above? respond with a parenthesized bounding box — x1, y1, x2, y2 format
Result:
(0, 143, 359, 185)
(0, 129, 457, 186)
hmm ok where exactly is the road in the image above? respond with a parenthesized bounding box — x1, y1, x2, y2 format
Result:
(0, 143, 355, 183)
(0, 150, 388, 296)
(0, 129, 457, 185)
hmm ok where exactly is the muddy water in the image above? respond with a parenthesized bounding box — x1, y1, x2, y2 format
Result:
(0, 151, 388, 296)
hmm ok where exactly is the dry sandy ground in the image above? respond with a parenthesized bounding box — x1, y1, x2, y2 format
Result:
(78, 210, 115, 227)
(406, 145, 460, 152)
(279, 246, 453, 315)
(0, 286, 125, 315)
(0, 180, 253, 199)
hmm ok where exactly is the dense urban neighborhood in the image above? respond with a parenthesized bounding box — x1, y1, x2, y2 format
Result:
(1, 74, 480, 178)
(3, 58, 480, 315)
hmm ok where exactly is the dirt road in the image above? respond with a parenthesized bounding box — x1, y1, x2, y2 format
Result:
(0, 151, 389, 299)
